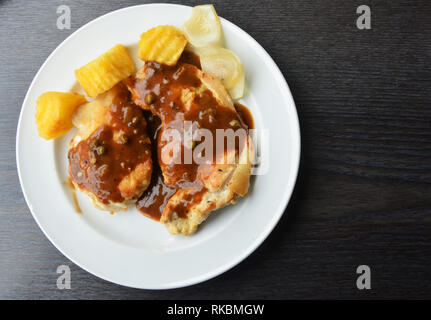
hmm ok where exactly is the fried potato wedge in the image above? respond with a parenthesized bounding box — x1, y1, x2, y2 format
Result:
(75, 44, 135, 98)
(36, 92, 86, 140)
(138, 25, 187, 66)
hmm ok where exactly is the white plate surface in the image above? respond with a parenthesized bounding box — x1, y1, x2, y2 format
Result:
(16, 3, 300, 289)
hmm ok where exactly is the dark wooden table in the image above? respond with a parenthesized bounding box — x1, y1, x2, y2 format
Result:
(0, 0, 430, 299)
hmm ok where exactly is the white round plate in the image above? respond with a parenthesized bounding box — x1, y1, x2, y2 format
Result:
(16, 3, 300, 289)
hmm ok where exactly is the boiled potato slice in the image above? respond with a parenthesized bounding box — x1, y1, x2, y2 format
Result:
(228, 72, 245, 100)
(138, 25, 187, 66)
(198, 45, 244, 98)
(75, 44, 135, 98)
(36, 92, 86, 140)
(183, 4, 222, 47)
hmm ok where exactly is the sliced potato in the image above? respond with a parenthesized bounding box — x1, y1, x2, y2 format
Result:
(138, 25, 187, 66)
(36, 92, 86, 140)
(75, 44, 135, 98)
(198, 45, 244, 98)
(228, 72, 245, 100)
(183, 4, 222, 47)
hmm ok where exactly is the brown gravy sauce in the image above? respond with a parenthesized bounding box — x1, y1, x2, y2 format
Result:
(134, 51, 254, 221)
(63, 178, 82, 214)
(234, 103, 254, 130)
(68, 85, 152, 204)
(136, 113, 175, 220)
(177, 49, 201, 69)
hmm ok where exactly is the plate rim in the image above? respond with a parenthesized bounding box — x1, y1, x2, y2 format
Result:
(16, 3, 301, 289)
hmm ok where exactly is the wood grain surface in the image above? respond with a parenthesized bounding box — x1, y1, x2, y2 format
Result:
(0, 0, 430, 299)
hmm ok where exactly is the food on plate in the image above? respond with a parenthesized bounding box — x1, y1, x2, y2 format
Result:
(68, 84, 152, 211)
(227, 73, 245, 100)
(35, 4, 254, 235)
(127, 57, 253, 235)
(138, 25, 187, 66)
(183, 4, 222, 47)
(198, 45, 245, 99)
(75, 44, 135, 98)
(36, 91, 87, 139)
(183, 5, 245, 99)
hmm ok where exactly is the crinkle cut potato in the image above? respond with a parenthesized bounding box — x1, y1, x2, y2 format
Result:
(75, 44, 135, 98)
(138, 25, 188, 66)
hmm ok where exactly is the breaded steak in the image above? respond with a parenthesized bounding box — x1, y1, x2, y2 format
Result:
(68, 83, 152, 211)
(127, 60, 254, 235)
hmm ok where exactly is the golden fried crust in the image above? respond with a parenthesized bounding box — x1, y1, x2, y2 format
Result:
(161, 137, 253, 235)
(198, 162, 236, 192)
(200, 71, 234, 110)
(118, 159, 152, 199)
(161, 188, 238, 235)
(71, 89, 116, 143)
